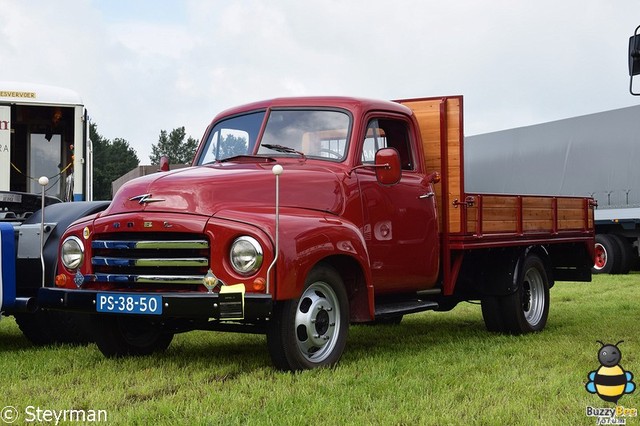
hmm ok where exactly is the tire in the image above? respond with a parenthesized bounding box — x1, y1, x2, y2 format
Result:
(500, 253, 550, 334)
(266, 263, 349, 371)
(14, 311, 57, 345)
(14, 311, 92, 345)
(609, 234, 632, 275)
(593, 234, 622, 274)
(92, 315, 174, 357)
(481, 296, 505, 332)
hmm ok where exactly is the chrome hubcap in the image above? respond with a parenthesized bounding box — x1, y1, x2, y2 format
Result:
(522, 267, 545, 327)
(294, 281, 341, 363)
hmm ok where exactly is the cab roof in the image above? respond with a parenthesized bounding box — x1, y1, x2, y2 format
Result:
(213, 96, 413, 121)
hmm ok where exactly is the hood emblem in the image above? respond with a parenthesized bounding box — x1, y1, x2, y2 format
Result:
(129, 193, 165, 205)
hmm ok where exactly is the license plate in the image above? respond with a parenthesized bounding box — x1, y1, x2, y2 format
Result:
(96, 293, 163, 315)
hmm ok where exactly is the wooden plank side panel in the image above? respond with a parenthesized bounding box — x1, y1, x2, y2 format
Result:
(522, 197, 553, 232)
(557, 198, 587, 230)
(399, 99, 444, 230)
(477, 196, 518, 233)
(466, 205, 477, 233)
(445, 98, 462, 233)
(398, 96, 464, 234)
(465, 193, 592, 237)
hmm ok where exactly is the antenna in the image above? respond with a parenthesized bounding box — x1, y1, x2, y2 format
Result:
(266, 164, 283, 294)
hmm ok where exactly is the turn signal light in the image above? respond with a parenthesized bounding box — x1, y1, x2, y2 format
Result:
(252, 277, 266, 292)
(55, 274, 67, 287)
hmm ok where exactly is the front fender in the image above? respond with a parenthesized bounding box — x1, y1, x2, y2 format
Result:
(275, 214, 371, 301)
(216, 208, 371, 301)
(17, 201, 111, 294)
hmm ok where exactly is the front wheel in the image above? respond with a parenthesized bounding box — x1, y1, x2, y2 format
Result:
(92, 315, 174, 357)
(266, 264, 349, 371)
(14, 310, 92, 346)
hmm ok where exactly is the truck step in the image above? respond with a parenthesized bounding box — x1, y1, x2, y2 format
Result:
(374, 299, 439, 319)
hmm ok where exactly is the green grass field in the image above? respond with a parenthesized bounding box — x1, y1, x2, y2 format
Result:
(1, 274, 638, 425)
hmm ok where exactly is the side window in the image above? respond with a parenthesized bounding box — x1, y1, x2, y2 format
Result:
(361, 118, 414, 170)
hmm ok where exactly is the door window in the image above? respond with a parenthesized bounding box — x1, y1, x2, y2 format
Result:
(361, 118, 414, 170)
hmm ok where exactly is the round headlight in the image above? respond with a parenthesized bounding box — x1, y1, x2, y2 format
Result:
(61, 236, 84, 270)
(230, 236, 263, 275)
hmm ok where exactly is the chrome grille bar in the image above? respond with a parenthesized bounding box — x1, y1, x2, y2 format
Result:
(92, 240, 209, 250)
(87, 274, 205, 284)
(92, 257, 208, 267)
(91, 235, 210, 287)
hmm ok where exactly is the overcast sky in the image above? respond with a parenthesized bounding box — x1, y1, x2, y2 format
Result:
(2, 0, 639, 163)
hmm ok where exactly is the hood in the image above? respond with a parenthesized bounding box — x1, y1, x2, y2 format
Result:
(103, 162, 346, 217)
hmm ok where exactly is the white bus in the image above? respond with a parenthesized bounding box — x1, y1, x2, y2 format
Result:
(0, 81, 92, 203)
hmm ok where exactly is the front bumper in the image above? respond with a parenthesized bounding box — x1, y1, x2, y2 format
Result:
(38, 288, 273, 321)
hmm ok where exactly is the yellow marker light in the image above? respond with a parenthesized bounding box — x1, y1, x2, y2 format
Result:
(83, 227, 90, 239)
(253, 277, 266, 292)
(55, 274, 67, 287)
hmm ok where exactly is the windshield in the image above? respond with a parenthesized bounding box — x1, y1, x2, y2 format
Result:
(258, 110, 350, 161)
(196, 108, 351, 165)
(198, 111, 265, 164)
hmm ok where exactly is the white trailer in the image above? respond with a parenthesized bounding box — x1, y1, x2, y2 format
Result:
(465, 104, 640, 274)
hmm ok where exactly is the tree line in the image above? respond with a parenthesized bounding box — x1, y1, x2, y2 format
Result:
(91, 123, 198, 200)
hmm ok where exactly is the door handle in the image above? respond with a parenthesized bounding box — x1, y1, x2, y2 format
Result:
(419, 192, 435, 199)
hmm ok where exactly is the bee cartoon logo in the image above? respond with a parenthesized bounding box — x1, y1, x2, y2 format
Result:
(586, 340, 636, 403)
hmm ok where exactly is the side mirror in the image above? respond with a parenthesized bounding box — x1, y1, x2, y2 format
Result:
(629, 25, 640, 95)
(159, 155, 170, 172)
(375, 148, 401, 185)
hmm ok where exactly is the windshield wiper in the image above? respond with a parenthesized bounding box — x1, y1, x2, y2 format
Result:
(261, 144, 306, 159)
(217, 154, 273, 163)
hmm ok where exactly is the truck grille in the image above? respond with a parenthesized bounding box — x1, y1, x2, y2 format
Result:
(90, 233, 210, 287)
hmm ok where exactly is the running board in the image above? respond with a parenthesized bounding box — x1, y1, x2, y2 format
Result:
(374, 299, 439, 319)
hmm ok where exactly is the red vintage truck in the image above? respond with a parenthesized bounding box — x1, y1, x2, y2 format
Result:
(38, 96, 595, 371)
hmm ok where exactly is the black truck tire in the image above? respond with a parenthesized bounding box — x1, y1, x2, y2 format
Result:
(92, 315, 174, 357)
(593, 234, 622, 274)
(480, 296, 505, 332)
(481, 252, 550, 334)
(609, 234, 633, 274)
(14, 311, 92, 346)
(266, 263, 349, 371)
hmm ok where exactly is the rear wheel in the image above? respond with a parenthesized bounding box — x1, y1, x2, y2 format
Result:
(481, 252, 550, 334)
(501, 253, 550, 334)
(266, 264, 349, 371)
(593, 234, 622, 274)
(92, 315, 174, 357)
(609, 234, 633, 274)
(480, 296, 505, 332)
